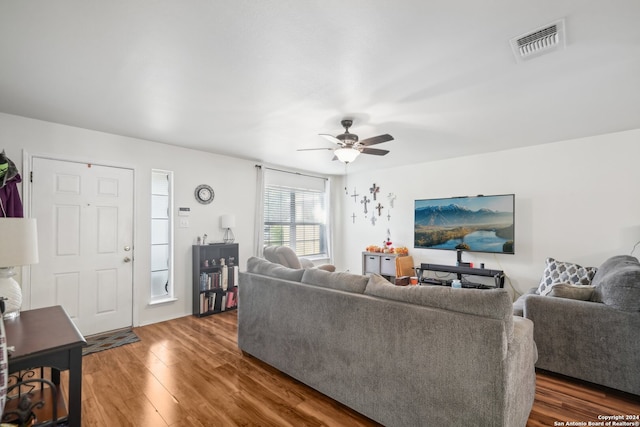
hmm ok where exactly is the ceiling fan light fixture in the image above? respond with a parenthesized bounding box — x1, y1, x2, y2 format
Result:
(335, 147, 360, 163)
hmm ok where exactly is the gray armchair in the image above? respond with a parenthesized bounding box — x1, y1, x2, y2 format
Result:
(263, 246, 335, 272)
(514, 255, 640, 395)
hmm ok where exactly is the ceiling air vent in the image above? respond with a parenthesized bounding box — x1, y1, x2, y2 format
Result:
(510, 19, 565, 62)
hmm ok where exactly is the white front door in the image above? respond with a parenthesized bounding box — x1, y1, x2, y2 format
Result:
(30, 157, 134, 336)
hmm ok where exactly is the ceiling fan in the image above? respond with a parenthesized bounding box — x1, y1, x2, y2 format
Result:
(298, 119, 394, 163)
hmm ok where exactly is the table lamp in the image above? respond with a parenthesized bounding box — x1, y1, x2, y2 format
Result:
(220, 214, 236, 244)
(0, 218, 39, 319)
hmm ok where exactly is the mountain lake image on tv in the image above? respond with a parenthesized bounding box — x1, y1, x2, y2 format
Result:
(414, 194, 515, 254)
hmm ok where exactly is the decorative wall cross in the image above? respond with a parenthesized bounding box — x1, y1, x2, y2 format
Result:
(369, 183, 380, 200)
(375, 202, 384, 217)
(360, 195, 370, 214)
(387, 192, 396, 208)
(370, 215, 377, 226)
(351, 213, 357, 223)
(350, 188, 360, 203)
(387, 212, 391, 221)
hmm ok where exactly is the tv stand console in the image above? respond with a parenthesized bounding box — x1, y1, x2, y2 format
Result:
(419, 263, 505, 288)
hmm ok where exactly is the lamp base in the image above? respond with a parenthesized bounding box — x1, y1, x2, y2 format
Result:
(3, 310, 19, 320)
(0, 268, 22, 319)
(223, 228, 235, 244)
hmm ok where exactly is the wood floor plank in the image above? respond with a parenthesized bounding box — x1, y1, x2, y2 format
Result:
(528, 370, 640, 426)
(50, 310, 640, 426)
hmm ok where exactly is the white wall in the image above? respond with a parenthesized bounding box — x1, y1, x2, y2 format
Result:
(3, 111, 638, 324)
(0, 112, 261, 327)
(336, 129, 640, 298)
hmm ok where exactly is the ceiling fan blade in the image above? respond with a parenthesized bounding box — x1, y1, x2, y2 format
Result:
(319, 134, 342, 145)
(297, 147, 334, 151)
(359, 134, 394, 146)
(360, 147, 389, 156)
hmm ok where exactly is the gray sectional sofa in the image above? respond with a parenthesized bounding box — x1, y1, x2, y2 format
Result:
(238, 257, 537, 427)
(514, 255, 640, 395)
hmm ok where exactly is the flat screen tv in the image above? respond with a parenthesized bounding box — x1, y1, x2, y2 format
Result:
(414, 194, 515, 254)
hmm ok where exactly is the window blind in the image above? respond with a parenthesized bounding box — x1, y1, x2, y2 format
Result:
(263, 182, 327, 257)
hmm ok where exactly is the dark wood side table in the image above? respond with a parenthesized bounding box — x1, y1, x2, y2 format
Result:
(4, 305, 86, 426)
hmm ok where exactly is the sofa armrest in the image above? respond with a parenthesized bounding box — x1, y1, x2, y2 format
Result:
(504, 316, 537, 427)
(523, 292, 640, 327)
(510, 316, 536, 364)
(523, 294, 640, 394)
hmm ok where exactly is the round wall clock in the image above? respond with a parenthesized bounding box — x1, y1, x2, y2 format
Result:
(195, 184, 215, 204)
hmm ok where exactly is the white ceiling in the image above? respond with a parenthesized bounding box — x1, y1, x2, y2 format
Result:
(1, 1, 639, 175)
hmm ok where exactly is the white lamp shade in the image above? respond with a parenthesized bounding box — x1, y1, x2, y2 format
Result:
(334, 148, 360, 163)
(220, 214, 236, 229)
(0, 218, 39, 268)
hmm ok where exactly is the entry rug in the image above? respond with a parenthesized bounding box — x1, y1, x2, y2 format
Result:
(83, 328, 140, 356)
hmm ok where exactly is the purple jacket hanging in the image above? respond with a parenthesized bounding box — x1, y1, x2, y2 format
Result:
(0, 151, 24, 217)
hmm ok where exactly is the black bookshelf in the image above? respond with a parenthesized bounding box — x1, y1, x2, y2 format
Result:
(192, 243, 239, 317)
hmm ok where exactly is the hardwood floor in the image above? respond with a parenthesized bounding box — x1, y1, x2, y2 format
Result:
(73, 311, 639, 426)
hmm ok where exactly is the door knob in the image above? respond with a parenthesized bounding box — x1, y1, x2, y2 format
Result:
(124, 246, 131, 251)
(124, 257, 132, 263)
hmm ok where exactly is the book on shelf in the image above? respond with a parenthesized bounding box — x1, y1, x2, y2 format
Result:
(211, 271, 220, 289)
(233, 265, 239, 288)
(200, 293, 208, 314)
(227, 265, 239, 288)
(226, 288, 236, 309)
(221, 265, 229, 291)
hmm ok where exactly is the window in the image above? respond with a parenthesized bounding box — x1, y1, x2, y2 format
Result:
(150, 170, 174, 303)
(263, 170, 328, 258)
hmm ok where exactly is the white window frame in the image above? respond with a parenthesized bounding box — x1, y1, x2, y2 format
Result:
(262, 168, 329, 259)
(150, 169, 175, 304)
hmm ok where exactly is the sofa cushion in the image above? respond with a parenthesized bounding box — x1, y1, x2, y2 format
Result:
(300, 268, 368, 294)
(537, 257, 598, 296)
(512, 288, 538, 317)
(548, 283, 595, 301)
(247, 256, 304, 282)
(591, 255, 640, 311)
(365, 274, 514, 341)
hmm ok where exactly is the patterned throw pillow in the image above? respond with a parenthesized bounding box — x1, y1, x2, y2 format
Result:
(537, 257, 598, 296)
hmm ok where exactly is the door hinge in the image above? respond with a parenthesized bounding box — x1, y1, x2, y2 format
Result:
(30, 171, 33, 182)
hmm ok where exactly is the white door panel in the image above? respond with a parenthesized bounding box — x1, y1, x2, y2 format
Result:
(30, 158, 134, 336)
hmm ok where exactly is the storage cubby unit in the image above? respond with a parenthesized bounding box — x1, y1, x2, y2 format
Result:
(192, 243, 239, 317)
(362, 252, 406, 283)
